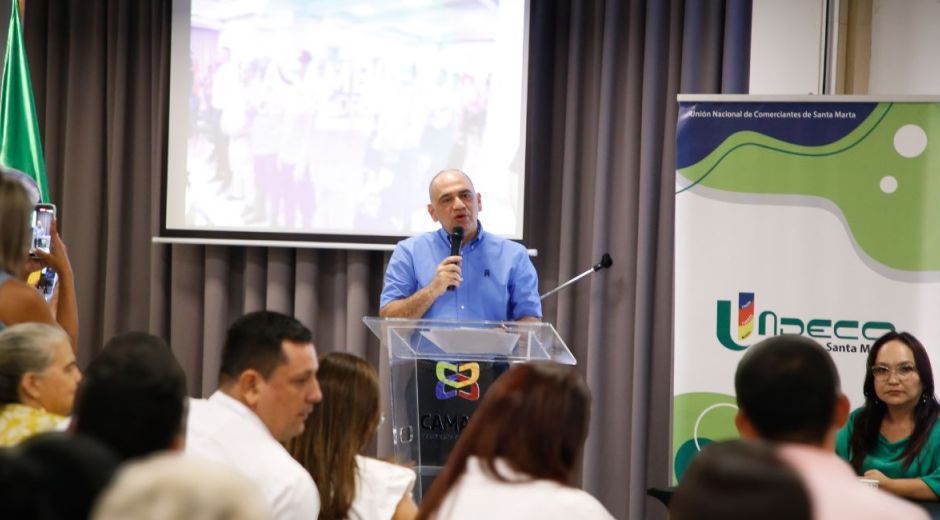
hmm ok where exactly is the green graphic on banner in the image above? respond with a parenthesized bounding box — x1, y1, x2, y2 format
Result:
(672, 98, 937, 485)
(678, 102, 940, 272)
(671, 392, 739, 482)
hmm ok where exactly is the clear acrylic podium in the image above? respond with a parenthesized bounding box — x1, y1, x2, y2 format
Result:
(363, 317, 576, 501)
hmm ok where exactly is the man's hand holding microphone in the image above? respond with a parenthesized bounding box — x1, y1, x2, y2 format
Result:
(428, 225, 464, 297)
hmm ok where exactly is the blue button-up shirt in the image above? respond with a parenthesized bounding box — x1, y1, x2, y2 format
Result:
(380, 221, 541, 321)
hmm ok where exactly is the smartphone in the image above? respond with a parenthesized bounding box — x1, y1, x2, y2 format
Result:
(30, 203, 55, 258)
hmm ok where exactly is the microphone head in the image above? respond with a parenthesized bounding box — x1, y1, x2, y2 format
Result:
(449, 226, 465, 258)
(593, 253, 613, 271)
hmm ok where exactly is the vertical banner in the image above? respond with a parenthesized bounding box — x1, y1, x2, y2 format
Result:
(672, 97, 940, 480)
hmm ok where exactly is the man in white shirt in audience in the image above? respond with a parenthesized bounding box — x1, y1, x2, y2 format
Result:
(186, 311, 323, 520)
(734, 335, 928, 520)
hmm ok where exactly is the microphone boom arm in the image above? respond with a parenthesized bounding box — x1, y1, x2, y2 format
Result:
(539, 253, 613, 301)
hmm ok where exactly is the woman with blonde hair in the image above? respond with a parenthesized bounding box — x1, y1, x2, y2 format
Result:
(0, 173, 78, 348)
(288, 352, 417, 520)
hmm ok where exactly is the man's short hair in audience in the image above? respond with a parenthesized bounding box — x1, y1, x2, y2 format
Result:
(0, 432, 120, 520)
(670, 439, 811, 520)
(72, 332, 187, 460)
(734, 334, 840, 444)
(219, 310, 314, 383)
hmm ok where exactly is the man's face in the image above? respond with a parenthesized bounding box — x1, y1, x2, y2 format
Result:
(427, 171, 482, 238)
(33, 339, 81, 416)
(255, 341, 322, 442)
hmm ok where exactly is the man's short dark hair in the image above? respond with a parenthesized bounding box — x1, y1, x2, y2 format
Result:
(72, 332, 187, 461)
(219, 311, 313, 383)
(734, 335, 840, 444)
(670, 439, 811, 520)
(0, 432, 120, 520)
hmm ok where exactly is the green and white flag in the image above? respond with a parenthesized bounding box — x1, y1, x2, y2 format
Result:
(0, 0, 47, 202)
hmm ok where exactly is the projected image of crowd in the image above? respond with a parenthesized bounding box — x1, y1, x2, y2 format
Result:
(181, 0, 523, 237)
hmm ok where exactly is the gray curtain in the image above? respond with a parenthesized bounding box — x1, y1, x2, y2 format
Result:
(0, 2, 9, 60)
(22, 0, 749, 517)
(527, 1, 749, 517)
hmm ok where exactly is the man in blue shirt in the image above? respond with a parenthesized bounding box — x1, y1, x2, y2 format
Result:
(379, 169, 541, 321)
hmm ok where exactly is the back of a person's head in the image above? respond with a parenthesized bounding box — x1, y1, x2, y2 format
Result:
(288, 352, 379, 519)
(0, 432, 120, 520)
(92, 453, 269, 520)
(0, 172, 32, 275)
(0, 445, 43, 518)
(219, 311, 312, 384)
(670, 440, 811, 520)
(417, 362, 590, 520)
(72, 332, 187, 460)
(471, 362, 589, 477)
(734, 334, 839, 444)
(463, 362, 590, 479)
(0, 323, 69, 406)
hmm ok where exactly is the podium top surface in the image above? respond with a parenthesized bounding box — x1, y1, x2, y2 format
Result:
(362, 317, 576, 365)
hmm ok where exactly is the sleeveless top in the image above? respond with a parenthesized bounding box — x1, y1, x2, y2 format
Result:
(0, 270, 13, 331)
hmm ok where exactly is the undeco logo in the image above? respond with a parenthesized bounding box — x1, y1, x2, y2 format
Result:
(716, 292, 896, 351)
(434, 361, 481, 400)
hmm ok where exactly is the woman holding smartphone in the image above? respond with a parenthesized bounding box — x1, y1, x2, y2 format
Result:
(0, 175, 78, 349)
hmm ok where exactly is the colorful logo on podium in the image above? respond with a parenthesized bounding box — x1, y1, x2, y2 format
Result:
(435, 361, 480, 400)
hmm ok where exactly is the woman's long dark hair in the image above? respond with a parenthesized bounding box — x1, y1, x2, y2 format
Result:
(417, 362, 591, 520)
(848, 331, 940, 473)
(286, 352, 380, 520)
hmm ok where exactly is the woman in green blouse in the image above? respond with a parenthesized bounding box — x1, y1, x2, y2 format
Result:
(836, 331, 940, 500)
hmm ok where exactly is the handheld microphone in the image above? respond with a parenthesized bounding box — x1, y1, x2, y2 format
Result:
(447, 226, 464, 291)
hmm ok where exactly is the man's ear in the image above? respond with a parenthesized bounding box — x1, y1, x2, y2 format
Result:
(238, 370, 264, 407)
(833, 393, 850, 429)
(476, 192, 482, 212)
(735, 409, 758, 439)
(427, 203, 438, 222)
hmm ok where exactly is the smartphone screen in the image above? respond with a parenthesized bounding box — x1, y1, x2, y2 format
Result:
(30, 204, 55, 256)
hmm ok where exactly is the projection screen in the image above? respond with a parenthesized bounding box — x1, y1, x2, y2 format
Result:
(164, 0, 530, 247)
